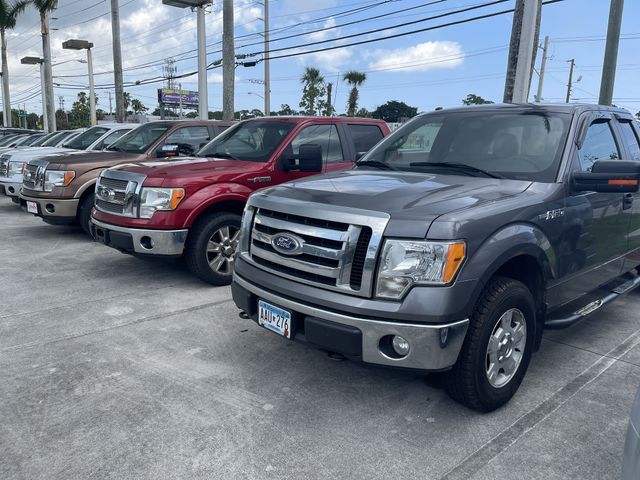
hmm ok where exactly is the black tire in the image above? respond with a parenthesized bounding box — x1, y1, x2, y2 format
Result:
(184, 212, 241, 285)
(78, 192, 95, 236)
(445, 276, 536, 412)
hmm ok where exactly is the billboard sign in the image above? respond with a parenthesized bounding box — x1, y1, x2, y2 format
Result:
(158, 88, 199, 108)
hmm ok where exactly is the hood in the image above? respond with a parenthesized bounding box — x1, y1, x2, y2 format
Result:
(112, 157, 268, 187)
(258, 170, 532, 238)
(6, 146, 70, 161)
(43, 150, 140, 169)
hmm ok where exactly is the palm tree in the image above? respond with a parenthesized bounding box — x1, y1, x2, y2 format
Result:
(0, 0, 29, 127)
(299, 67, 325, 115)
(343, 70, 367, 117)
(32, 0, 58, 132)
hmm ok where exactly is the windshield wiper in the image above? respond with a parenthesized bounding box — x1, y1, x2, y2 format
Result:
(355, 160, 395, 170)
(409, 162, 503, 179)
(203, 152, 239, 160)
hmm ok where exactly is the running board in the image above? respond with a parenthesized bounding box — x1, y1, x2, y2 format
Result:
(545, 273, 640, 329)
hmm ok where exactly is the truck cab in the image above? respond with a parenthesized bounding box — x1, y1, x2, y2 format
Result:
(90, 116, 390, 285)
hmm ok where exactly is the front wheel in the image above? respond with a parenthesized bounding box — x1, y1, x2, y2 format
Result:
(445, 276, 535, 412)
(184, 212, 241, 285)
(78, 192, 95, 236)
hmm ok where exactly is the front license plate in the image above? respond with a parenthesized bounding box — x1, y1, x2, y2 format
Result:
(258, 300, 292, 338)
(26, 201, 38, 214)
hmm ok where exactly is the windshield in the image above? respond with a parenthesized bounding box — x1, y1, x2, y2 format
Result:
(0, 135, 19, 147)
(360, 110, 571, 182)
(107, 123, 171, 154)
(64, 126, 109, 150)
(22, 134, 45, 146)
(198, 120, 295, 162)
(14, 135, 37, 147)
(31, 132, 59, 147)
(41, 131, 75, 147)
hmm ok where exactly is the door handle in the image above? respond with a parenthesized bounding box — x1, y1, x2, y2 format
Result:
(623, 193, 634, 210)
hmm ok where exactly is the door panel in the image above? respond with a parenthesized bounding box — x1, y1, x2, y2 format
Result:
(557, 117, 627, 303)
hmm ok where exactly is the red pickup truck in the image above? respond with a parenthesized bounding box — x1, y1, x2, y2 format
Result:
(91, 116, 390, 284)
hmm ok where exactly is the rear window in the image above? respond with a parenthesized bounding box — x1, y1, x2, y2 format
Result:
(348, 124, 384, 154)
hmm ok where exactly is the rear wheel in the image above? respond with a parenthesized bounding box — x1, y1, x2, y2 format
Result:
(445, 276, 535, 412)
(78, 192, 95, 236)
(184, 212, 241, 285)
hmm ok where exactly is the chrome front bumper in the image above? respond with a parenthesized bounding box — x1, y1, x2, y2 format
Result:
(233, 273, 469, 371)
(91, 218, 188, 256)
(0, 179, 21, 198)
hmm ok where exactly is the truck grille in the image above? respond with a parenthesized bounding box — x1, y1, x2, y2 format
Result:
(0, 155, 8, 177)
(94, 169, 146, 217)
(244, 203, 389, 298)
(22, 160, 48, 191)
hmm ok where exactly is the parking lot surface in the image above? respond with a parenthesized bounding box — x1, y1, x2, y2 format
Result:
(1, 199, 639, 480)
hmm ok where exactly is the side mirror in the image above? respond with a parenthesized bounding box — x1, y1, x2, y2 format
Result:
(572, 160, 640, 193)
(157, 144, 179, 158)
(297, 144, 323, 172)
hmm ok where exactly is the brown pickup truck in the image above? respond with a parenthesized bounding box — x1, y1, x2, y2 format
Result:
(20, 120, 234, 234)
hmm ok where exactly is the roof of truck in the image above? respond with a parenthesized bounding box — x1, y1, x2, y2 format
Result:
(429, 103, 632, 116)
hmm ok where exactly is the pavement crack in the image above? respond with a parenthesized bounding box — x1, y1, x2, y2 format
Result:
(439, 327, 640, 480)
(0, 298, 233, 354)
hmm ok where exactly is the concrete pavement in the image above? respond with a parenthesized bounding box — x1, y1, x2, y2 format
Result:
(1, 198, 639, 479)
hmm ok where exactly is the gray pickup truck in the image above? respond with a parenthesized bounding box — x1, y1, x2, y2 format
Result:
(232, 103, 640, 411)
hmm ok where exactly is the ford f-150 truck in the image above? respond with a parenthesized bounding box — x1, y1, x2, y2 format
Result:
(232, 104, 640, 411)
(90, 116, 390, 285)
(0, 124, 132, 201)
(20, 120, 233, 234)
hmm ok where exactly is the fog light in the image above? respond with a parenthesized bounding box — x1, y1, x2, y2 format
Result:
(392, 335, 410, 356)
(140, 236, 154, 250)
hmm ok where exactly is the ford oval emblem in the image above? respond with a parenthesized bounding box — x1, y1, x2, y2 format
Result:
(96, 186, 116, 202)
(271, 232, 305, 256)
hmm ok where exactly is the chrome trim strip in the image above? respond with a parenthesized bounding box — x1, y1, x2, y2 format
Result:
(234, 273, 468, 370)
(254, 212, 348, 241)
(250, 246, 340, 278)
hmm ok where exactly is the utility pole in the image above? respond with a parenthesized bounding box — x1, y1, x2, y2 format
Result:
(566, 59, 575, 103)
(263, 0, 270, 116)
(196, 5, 208, 120)
(111, 0, 125, 123)
(41, 10, 56, 132)
(534, 35, 549, 102)
(503, 0, 541, 103)
(599, 0, 624, 105)
(0, 72, 4, 127)
(108, 91, 112, 116)
(222, 0, 234, 120)
(179, 82, 183, 119)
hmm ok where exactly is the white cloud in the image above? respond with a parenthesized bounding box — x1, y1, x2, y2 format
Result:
(367, 41, 464, 73)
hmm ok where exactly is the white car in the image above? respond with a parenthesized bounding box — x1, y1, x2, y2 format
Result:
(0, 124, 134, 200)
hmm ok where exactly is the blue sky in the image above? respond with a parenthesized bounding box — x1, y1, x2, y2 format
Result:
(7, 0, 640, 117)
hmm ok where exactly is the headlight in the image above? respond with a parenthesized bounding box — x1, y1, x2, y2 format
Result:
(375, 240, 466, 299)
(8, 161, 25, 176)
(44, 170, 75, 191)
(139, 187, 185, 218)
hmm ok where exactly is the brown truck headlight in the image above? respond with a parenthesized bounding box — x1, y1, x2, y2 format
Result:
(375, 240, 466, 299)
(44, 170, 75, 191)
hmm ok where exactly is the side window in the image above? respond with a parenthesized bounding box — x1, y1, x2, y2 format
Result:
(618, 121, 640, 161)
(289, 124, 344, 164)
(164, 126, 211, 156)
(348, 124, 384, 154)
(578, 121, 619, 171)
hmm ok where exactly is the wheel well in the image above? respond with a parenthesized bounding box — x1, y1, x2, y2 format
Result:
(189, 200, 245, 229)
(76, 183, 96, 218)
(493, 255, 546, 349)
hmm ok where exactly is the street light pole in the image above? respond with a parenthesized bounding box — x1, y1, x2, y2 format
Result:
(599, 0, 624, 105)
(62, 40, 96, 126)
(87, 47, 96, 125)
(197, 5, 208, 120)
(263, 0, 270, 116)
(20, 57, 48, 132)
(111, 0, 125, 123)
